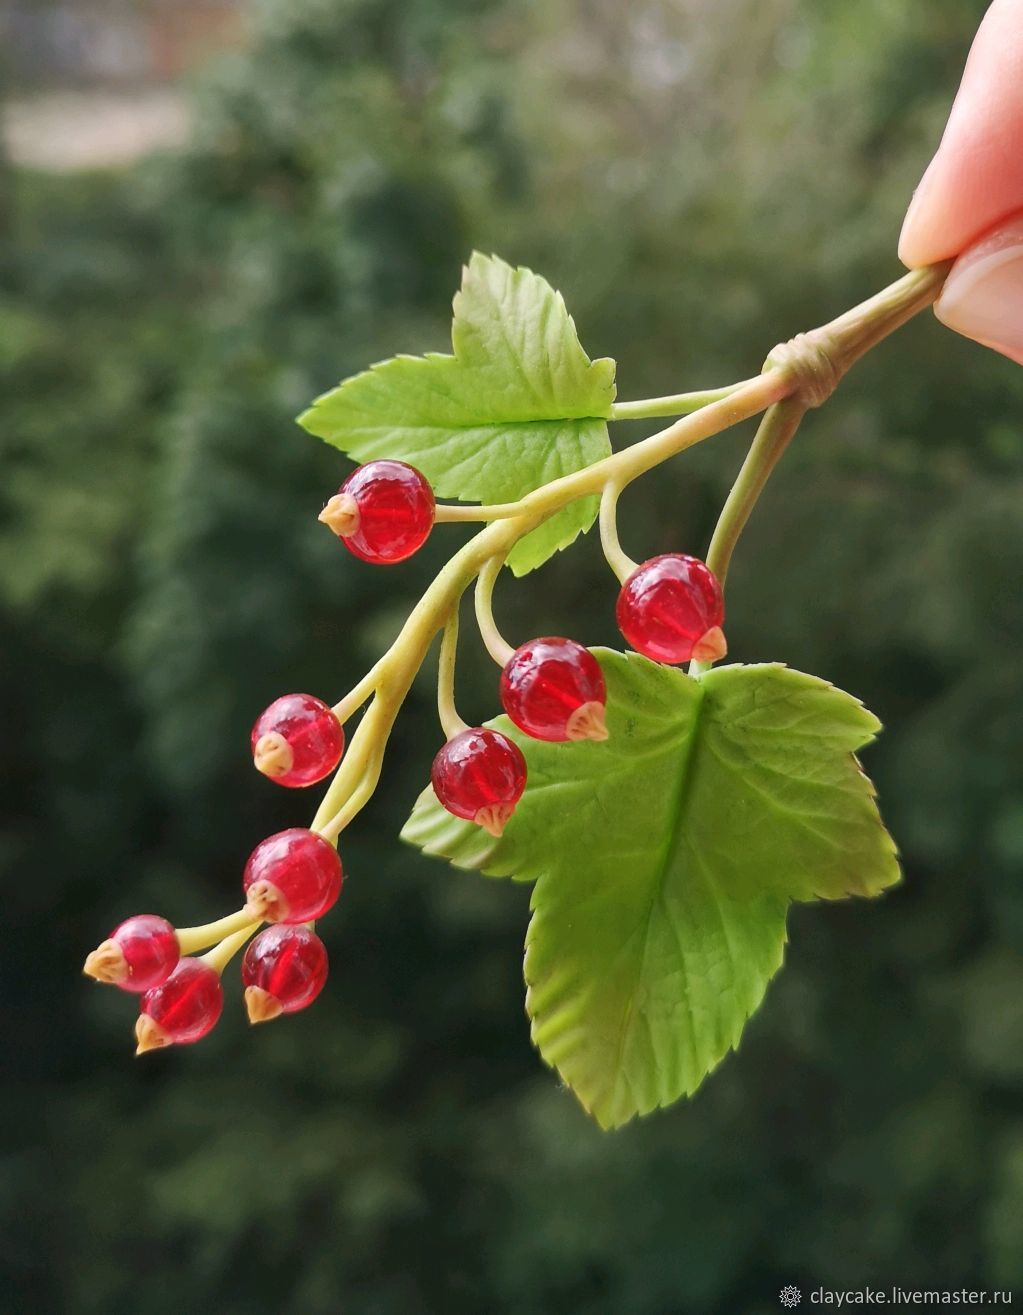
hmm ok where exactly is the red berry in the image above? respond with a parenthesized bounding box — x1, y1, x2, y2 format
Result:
(242, 925, 328, 1024)
(251, 693, 344, 788)
(500, 638, 608, 743)
(135, 958, 223, 1053)
(616, 554, 727, 665)
(431, 727, 527, 836)
(242, 828, 343, 924)
(319, 460, 434, 564)
(83, 914, 180, 993)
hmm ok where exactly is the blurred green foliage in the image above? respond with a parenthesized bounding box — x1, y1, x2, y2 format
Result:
(3, 0, 1022, 1310)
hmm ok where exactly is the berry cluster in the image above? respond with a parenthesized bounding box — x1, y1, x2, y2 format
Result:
(83, 821, 340, 1051)
(314, 461, 724, 834)
(84, 459, 726, 1055)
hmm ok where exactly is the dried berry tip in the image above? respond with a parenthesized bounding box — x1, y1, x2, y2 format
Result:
(244, 985, 284, 1025)
(318, 492, 360, 538)
(245, 879, 287, 923)
(691, 625, 728, 663)
(253, 731, 294, 778)
(135, 1014, 172, 1055)
(565, 701, 609, 742)
(474, 803, 515, 837)
(83, 939, 128, 985)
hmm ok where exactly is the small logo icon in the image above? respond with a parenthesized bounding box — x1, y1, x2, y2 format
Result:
(779, 1286, 802, 1309)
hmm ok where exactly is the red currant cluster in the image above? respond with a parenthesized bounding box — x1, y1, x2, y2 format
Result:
(83, 822, 339, 1050)
(84, 459, 725, 1053)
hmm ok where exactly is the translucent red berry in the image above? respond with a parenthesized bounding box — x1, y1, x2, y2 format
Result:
(251, 692, 344, 788)
(431, 727, 527, 836)
(135, 958, 223, 1053)
(242, 925, 329, 1024)
(319, 459, 434, 564)
(616, 554, 727, 665)
(83, 914, 180, 993)
(242, 828, 343, 924)
(500, 638, 608, 743)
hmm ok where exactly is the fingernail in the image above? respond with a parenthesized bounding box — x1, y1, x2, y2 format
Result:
(898, 163, 936, 265)
(935, 212, 1023, 366)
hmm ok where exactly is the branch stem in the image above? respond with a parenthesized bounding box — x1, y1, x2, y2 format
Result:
(599, 481, 637, 583)
(437, 607, 469, 739)
(610, 379, 757, 421)
(475, 555, 515, 667)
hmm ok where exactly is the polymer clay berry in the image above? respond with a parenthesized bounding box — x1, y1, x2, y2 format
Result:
(319, 460, 435, 564)
(83, 914, 180, 993)
(242, 828, 343, 924)
(500, 638, 608, 742)
(135, 958, 223, 1053)
(431, 727, 527, 836)
(616, 554, 726, 665)
(242, 924, 329, 1024)
(251, 692, 344, 787)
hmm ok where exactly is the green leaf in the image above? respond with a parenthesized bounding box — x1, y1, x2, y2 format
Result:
(298, 253, 616, 574)
(402, 651, 900, 1129)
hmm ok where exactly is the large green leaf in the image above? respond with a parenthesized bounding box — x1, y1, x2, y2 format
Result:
(298, 253, 616, 575)
(402, 651, 900, 1128)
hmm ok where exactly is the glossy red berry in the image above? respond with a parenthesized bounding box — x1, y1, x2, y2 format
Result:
(319, 460, 434, 564)
(242, 925, 329, 1024)
(83, 914, 180, 993)
(431, 727, 527, 836)
(251, 692, 344, 788)
(242, 828, 343, 924)
(616, 554, 727, 665)
(135, 958, 223, 1053)
(500, 638, 608, 743)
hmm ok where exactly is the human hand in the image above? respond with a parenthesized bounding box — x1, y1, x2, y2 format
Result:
(898, 0, 1023, 365)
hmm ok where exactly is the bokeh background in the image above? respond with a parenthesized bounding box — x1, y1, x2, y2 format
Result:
(4, 0, 1023, 1310)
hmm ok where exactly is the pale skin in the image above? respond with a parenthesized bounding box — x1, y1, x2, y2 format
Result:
(899, 0, 1023, 364)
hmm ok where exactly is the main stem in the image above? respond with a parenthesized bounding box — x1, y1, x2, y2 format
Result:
(314, 262, 949, 833)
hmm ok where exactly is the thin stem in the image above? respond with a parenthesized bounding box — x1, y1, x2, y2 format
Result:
(316, 746, 385, 842)
(332, 663, 382, 724)
(311, 695, 392, 835)
(475, 555, 515, 667)
(177, 907, 258, 956)
(599, 481, 637, 583)
(434, 500, 526, 524)
(610, 379, 758, 422)
(200, 923, 259, 975)
(807, 261, 953, 375)
(705, 397, 808, 589)
(437, 607, 469, 739)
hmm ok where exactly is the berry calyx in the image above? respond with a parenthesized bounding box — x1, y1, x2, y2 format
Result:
(251, 693, 345, 788)
(616, 554, 727, 665)
(83, 914, 180, 993)
(500, 638, 609, 743)
(431, 727, 527, 836)
(241, 925, 329, 1024)
(319, 460, 435, 565)
(242, 828, 343, 924)
(135, 958, 223, 1053)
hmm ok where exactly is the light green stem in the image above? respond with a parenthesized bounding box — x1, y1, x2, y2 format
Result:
(475, 554, 515, 666)
(599, 480, 637, 583)
(177, 907, 259, 956)
(610, 379, 757, 421)
(437, 607, 468, 739)
(200, 923, 259, 974)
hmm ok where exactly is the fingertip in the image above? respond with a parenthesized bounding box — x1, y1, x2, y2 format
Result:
(934, 210, 1023, 365)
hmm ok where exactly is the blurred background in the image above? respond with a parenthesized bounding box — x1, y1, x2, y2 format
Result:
(3, 0, 1022, 1310)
